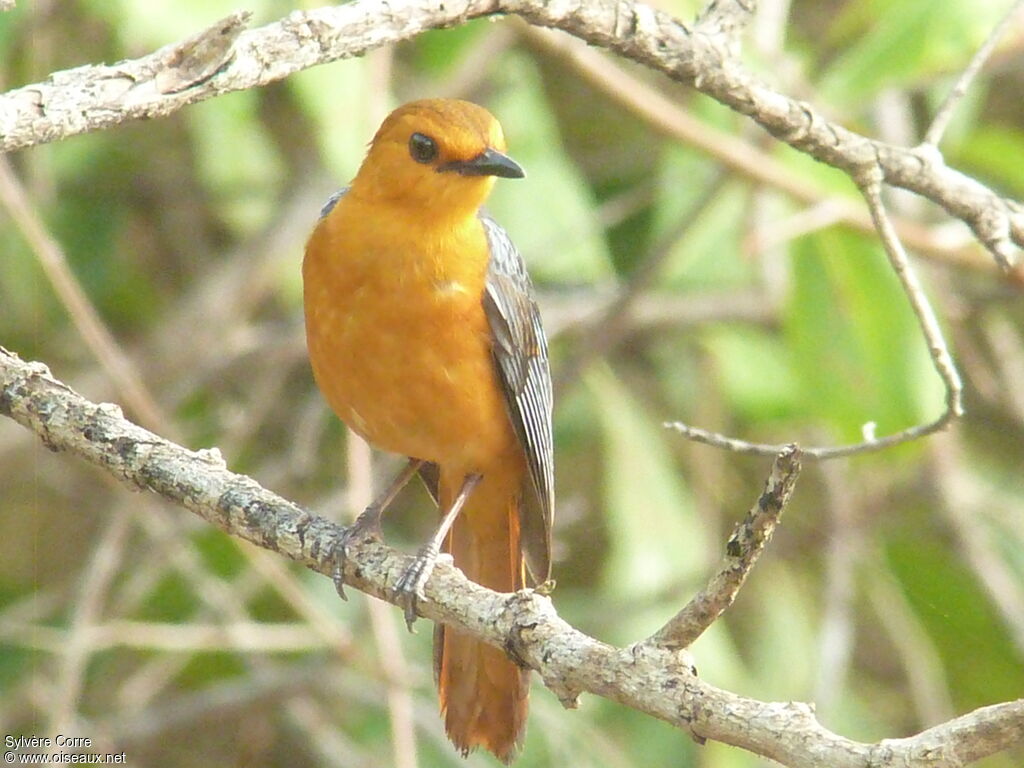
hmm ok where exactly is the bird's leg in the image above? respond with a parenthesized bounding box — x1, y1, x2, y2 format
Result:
(394, 472, 482, 631)
(331, 457, 423, 600)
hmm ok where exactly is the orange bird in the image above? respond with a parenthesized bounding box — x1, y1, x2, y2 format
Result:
(303, 99, 554, 763)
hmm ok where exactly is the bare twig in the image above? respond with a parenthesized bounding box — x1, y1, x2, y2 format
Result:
(46, 507, 134, 737)
(813, 461, 861, 716)
(2, 348, 1021, 767)
(645, 445, 801, 650)
(924, 0, 1024, 147)
(859, 175, 965, 419)
(0, 158, 169, 432)
(663, 418, 958, 460)
(667, 175, 964, 460)
(347, 433, 420, 768)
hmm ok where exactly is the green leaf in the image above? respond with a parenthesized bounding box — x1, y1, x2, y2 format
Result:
(408, 19, 490, 75)
(954, 122, 1024, 198)
(188, 90, 284, 235)
(588, 366, 709, 641)
(288, 59, 377, 181)
(819, 0, 1006, 102)
(785, 229, 945, 441)
(886, 524, 1024, 710)
(488, 52, 615, 284)
(703, 326, 801, 422)
(81, 0, 268, 47)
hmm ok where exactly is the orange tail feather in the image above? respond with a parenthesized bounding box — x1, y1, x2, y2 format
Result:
(435, 468, 529, 764)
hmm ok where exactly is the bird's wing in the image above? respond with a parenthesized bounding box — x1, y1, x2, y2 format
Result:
(318, 187, 348, 219)
(480, 214, 554, 584)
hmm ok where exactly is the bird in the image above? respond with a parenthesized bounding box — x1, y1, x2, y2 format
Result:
(302, 98, 554, 763)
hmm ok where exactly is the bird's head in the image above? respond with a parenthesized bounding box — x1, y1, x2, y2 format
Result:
(349, 98, 524, 218)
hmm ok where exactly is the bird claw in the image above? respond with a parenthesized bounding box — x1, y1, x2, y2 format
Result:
(393, 544, 446, 632)
(329, 506, 384, 600)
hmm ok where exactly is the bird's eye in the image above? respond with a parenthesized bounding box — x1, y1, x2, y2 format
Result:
(409, 132, 439, 164)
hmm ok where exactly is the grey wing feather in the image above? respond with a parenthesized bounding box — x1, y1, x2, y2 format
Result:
(318, 187, 348, 219)
(480, 214, 554, 584)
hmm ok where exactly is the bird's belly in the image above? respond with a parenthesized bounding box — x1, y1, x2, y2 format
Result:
(306, 276, 516, 472)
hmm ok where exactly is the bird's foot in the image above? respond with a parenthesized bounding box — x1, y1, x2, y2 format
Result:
(329, 504, 384, 600)
(393, 543, 451, 632)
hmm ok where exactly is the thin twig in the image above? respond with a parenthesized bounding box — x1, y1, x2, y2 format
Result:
(0, 157, 169, 432)
(12, 621, 329, 653)
(645, 445, 801, 650)
(860, 175, 965, 418)
(924, 0, 1024, 147)
(347, 432, 420, 768)
(813, 460, 861, 715)
(667, 175, 964, 459)
(46, 507, 134, 736)
(664, 412, 962, 459)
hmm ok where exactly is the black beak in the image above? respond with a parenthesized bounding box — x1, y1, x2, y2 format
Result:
(437, 147, 525, 179)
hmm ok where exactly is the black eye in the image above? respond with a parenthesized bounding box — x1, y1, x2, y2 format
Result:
(409, 132, 438, 164)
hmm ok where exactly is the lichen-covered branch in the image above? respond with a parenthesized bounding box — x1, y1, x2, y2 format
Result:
(2, 347, 1022, 768)
(646, 445, 802, 650)
(0, 0, 1020, 267)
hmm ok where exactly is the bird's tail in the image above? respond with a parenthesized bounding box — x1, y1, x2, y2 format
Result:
(434, 466, 529, 764)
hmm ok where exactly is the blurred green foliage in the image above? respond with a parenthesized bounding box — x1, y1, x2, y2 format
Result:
(1, 0, 1023, 766)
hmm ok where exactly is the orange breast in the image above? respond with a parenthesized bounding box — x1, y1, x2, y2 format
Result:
(303, 194, 518, 474)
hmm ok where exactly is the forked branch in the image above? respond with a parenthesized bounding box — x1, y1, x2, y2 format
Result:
(1, 349, 1021, 768)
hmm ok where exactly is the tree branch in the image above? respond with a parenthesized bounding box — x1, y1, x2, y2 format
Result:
(3, 1, 1022, 764)
(646, 444, 801, 650)
(1, 0, 1021, 269)
(2, 347, 1022, 767)
(517, 24, 991, 272)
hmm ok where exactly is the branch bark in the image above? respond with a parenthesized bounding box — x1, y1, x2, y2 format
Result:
(3, 1, 1023, 764)
(646, 444, 801, 650)
(0, 0, 1021, 270)
(2, 347, 1022, 767)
